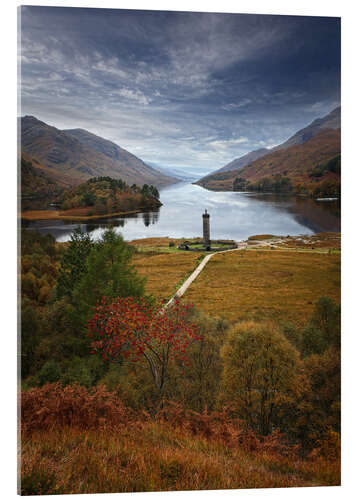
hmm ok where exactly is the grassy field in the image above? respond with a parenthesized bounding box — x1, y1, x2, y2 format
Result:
(129, 235, 340, 326)
(184, 249, 340, 327)
(21, 208, 145, 221)
(130, 237, 235, 253)
(132, 251, 204, 302)
(276, 232, 341, 250)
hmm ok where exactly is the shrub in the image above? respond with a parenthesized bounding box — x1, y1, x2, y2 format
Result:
(37, 361, 61, 385)
(21, 383, 134, 432)
(61, 357, 94, 387)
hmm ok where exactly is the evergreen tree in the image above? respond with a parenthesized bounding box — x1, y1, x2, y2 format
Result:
(56, 227, 93, 301)
(21, 299, 40, 379)
(72, 228, 146, 321)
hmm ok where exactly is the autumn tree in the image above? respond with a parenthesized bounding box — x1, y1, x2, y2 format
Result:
(301, 296, 340, 356)
(286, 346, 341, 454)
(87, 297, 200, 405)
(220, 321, 301, 435)
(166, 310, 228, 412)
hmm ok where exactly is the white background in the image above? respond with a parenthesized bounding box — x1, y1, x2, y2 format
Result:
(2, 1, 356, 499)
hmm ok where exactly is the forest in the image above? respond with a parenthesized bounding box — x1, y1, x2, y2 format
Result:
(59, 176, 161, 215)
(20, 227, 341, 493)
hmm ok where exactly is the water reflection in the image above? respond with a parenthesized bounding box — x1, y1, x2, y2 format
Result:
(246, 193, 340, 233)
(24, 183, 340, 242)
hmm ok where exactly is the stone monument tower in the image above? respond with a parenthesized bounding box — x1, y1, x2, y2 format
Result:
(202, 209, 210, 248)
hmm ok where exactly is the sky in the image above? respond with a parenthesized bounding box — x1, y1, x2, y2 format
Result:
(19, 7, 341, 176)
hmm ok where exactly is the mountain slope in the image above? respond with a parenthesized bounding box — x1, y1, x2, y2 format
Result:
(198, 148, 270, 183)
(20, 116, 178, 188)
(197, 106, 341, 187)
(273, 106, 341, 151)
(197, 128, 341, 191)
(20, 155, 65, 210)
(238, 128, 341, 183)
(64, 128, 178, 186)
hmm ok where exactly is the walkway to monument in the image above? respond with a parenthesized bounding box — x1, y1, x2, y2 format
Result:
(163, 237, 290, 309)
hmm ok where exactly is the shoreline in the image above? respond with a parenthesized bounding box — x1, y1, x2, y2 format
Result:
(20, 207, 156, 221)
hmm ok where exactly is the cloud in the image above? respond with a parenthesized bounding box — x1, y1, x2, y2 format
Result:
(208, 137, 249, 151)
(116, 88, 151, 106)
(19, 7, 340, 175)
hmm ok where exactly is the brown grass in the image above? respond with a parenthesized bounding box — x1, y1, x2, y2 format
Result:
(248, 234, 279, 241)
(184, 249, 340, 327)
(132, 251, 204, 302)
(20, 384, 340, 494)
(21, 425, 339, 494)
(130, 237, 188, 248)
(276, 232, 341, 250)
(20, 208, 144, 221)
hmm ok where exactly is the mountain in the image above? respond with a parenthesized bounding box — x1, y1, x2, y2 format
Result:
(237, 128, 340, 184)
(198, 148, 270, 183)
(20, 116, 178, 188)
(20, 155, 65, 210)
(145, 162, 197, 182)
(196, 128, 340, 192)
(273, 106, 341, 151)
(196, 107, 341, 191)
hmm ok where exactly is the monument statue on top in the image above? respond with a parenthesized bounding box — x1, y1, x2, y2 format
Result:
(202, 209, 210, 249)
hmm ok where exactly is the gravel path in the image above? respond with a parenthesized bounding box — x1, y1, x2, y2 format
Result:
(163, 245, 248, 309)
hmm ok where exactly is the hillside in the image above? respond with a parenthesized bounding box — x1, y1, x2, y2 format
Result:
(20, 156, 65, 210)
(197, 128, 341, 194)
(196, 106, 341, 189)
(20, 116, 178, 188)
(21, 386, 340, 494)
(201, 147, 270, 180)
(64, 128, 179, 186)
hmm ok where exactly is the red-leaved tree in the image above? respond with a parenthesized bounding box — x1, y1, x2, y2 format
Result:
(87, 297, 200, 403)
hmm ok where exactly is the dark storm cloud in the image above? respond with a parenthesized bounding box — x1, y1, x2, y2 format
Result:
(19, 6, 340, 174)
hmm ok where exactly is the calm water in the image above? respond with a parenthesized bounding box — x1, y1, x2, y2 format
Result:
(23, 182, 341, 242)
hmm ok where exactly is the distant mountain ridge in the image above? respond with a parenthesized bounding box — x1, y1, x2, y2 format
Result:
(145, 161, 198, 182)
(20, 116, 178, 188)
(197, 106, 341, 183)
(196, 106, 341, 190)
(202, 148, 270, 179)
